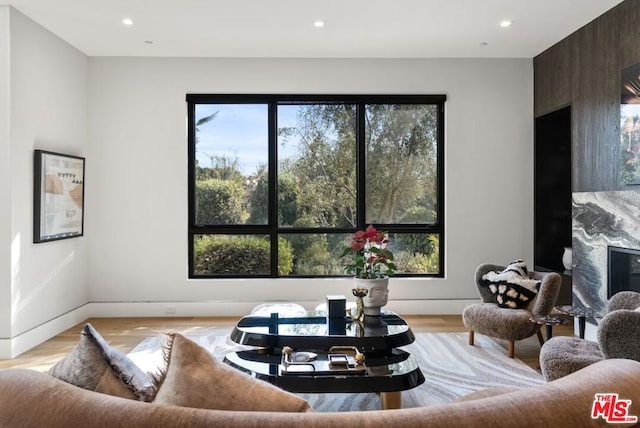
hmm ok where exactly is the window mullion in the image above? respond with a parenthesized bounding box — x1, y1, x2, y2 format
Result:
(269, 102, 279, 276)
(437, 102, 446, 276)
(356, 103, 366, 229)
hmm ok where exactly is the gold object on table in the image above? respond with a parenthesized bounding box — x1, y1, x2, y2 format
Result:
(350, 288, 368, 322)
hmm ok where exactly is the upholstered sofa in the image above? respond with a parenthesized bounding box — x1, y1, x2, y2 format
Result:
(2, 324, 640, 427)
(1, 358, 639, 427)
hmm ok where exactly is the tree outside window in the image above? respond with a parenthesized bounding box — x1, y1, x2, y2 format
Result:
(188, 95, 444, 278)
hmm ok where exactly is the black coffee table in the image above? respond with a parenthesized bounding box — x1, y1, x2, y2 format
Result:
(224, 308, 425, 409)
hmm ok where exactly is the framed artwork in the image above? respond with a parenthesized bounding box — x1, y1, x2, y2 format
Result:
(33, 150, 85, 243)
(621, 62, 640, 185)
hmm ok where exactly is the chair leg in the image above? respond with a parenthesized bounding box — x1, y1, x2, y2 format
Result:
(536, 330, 544, 346)
(468, 330, 475, 346)
(507, 340, 515, 358)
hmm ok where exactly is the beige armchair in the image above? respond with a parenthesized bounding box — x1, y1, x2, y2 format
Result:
(462, 263, 562, 358)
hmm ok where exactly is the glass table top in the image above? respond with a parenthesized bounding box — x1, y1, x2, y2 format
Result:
(223, 348, 425, 394)
(230, 309, 415, 352)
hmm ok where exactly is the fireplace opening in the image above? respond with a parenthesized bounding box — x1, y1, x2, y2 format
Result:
(608, 246, 640, 298)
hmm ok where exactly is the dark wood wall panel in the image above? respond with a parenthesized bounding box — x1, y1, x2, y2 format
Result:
(534, 0, 636, 192)
(620, 1, 640, 69)
(534, 37, 573, 117)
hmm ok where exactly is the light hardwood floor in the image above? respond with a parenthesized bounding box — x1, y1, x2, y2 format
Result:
(0, 315, 574, 372)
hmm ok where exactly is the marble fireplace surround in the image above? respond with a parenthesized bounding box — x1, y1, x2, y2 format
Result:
(572, 190, 640, 337)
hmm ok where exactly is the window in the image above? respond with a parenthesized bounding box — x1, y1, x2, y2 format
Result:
(187, 94, 445, 278)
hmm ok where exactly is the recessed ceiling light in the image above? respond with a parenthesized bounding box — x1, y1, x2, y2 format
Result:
(313, 20, 325, 28)
(122, 17, 134, 26)
(500, 20, 512, 28)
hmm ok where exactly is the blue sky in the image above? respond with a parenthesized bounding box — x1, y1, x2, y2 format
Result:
(195, 104, 298, 175)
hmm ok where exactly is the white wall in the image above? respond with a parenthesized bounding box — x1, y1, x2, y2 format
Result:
(88, 57, 534, 316)
(2, 8, 89, 356)
(0, 6, 11, 340)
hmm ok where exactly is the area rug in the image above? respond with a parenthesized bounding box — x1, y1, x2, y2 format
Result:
(128, 330, 543, 412)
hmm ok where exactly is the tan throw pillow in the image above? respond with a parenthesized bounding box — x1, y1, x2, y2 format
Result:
(153, 332, 313, 412)
(48, 323, 156, 401)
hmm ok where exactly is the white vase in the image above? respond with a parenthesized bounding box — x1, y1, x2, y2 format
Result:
(562, 247, 573, 271)
(353, 277, 389, 316)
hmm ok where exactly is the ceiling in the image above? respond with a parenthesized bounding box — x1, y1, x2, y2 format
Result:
(0, 0, 624, 58)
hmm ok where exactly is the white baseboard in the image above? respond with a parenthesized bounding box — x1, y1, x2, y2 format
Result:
(0, 305, 91, 359)
(1, 299, 479, 359)
(87, 299, 478, 318)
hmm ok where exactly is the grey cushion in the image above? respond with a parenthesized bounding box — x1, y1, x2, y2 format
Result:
(49, 323, 156, 401)
(539, 336, 603, 381)
(462, 304, 538, 341)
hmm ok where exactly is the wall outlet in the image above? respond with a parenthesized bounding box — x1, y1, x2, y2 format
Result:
(164, 306, 176, 314)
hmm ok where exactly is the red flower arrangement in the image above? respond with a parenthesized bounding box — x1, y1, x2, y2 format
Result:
(340, 225, 396, 279)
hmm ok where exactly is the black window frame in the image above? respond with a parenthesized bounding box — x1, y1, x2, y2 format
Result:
(187, 94, 446, 279)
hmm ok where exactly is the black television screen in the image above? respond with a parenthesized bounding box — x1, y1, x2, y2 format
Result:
(608, 245, 640, 298)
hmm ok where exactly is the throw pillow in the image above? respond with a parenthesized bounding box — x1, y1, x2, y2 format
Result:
(479, 259, 541, 309)
(153, 332, 314, 412)
(48, 323, 156, 401)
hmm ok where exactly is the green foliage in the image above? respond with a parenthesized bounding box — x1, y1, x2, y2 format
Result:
(195, 178, 244, 225)
(194, 235, 268, 275)
(620, 113, 640, 184)
(401, 206, 436, 224)
(393, 232, 437, 255)
(365, 104, 438, 223)
(247, 166, 268, 224)
(392, 235, 440, 274)
(292, 242, 335, 275)
(283, 217, 340, 275)
(196, 155, 244, 182)
(279, 104, 357, 228)
(194, 235, 293, 275)
(394, 251, 438, 274)
(247, 170, 301, 226)
(277, 172, 300, 226)
(277, 238, 294, 275)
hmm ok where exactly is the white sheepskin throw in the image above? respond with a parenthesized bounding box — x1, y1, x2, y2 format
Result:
(480, 260, 541, 309)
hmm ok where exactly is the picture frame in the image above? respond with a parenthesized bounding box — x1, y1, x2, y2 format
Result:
(33, 150, 85, 243)
(620, 62, 640, 185)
